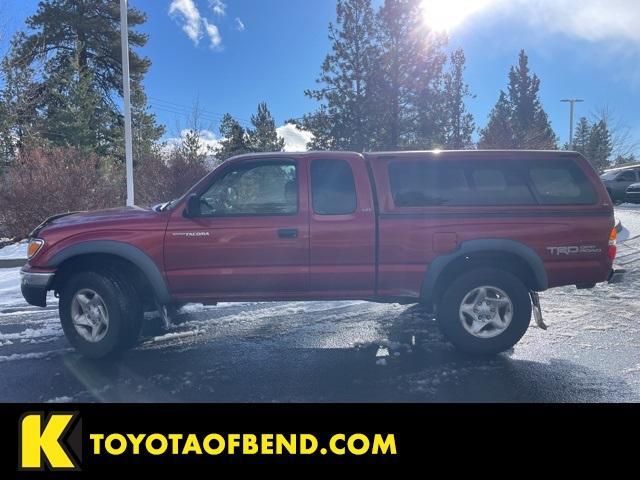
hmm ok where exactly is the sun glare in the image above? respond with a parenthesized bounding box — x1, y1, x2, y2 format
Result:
(420, 0, 493, 32)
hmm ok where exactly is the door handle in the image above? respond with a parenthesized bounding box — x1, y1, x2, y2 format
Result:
(278, 228, 298, 239)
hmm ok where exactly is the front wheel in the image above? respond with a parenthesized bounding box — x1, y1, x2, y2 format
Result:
(59, 270, 142, 359)
(436, 268, 532, 355)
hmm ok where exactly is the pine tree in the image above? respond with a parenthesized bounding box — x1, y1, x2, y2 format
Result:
(41, 59, 118, 156)
(0, 47, 43, 160)
(302, 0, 378, 151)
(2, 0, 163, 160)
(507, 50, 556, 149)
(248, 102, 285, 152)
(131, 87, 165, 161)
(0, 100, 10, 172)
(479, 50, 556, 150)
(571, 117, 591, 156)
(372, 0, 414, 150)
(441, 49, 475, 149)
(176, 130, 211, 167)
(216, 114, 250, 162)
(369, 0, 447, 150)
(478, 92, 515, 149)
(586, 119, 612, 171)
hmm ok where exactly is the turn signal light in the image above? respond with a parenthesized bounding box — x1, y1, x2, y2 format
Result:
(608, 228, 617, 261)
(27, 238, 45, 259)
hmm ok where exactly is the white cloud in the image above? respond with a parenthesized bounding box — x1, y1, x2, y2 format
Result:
(169, 0, 202, 45)
(203, 18, 222, 49)
(511, 0, 640, 44)
(235, 17, 246, 32)
(196, 129, 222, 152)
(209, 0, 226, 17)
(169, 0, 224, 50)
(277, 124, 313, 152)
(433, 0, 640, 44)
(165, 129, 221, 165)
(166, 125, 313, 158)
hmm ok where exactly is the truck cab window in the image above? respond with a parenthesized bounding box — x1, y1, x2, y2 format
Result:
(311, 159, 357, 215)
(200, 163, 298, 216)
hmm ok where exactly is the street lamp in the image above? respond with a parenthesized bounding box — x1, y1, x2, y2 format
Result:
(561, 99, 584, 151)
(120, 0, 134, 207)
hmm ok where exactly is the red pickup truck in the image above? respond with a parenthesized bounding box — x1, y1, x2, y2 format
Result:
(21, 150, 620, 358)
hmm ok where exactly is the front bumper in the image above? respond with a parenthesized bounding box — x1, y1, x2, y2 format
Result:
(20, 269, 55, 307)
(625, 192, 640, 203)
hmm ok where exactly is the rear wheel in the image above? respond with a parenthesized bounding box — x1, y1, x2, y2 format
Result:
(59, 270, 142, 359)
(436, 268, 532, 355)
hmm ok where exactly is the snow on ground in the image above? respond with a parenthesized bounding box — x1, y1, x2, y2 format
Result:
(0, 268, 26, 308)
(0, 241, 27, 259)
(616, 204, 640, 242)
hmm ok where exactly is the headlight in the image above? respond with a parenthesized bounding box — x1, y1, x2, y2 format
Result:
(27, 238, 45, 259)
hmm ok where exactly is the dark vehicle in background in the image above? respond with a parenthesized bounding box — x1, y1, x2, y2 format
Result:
(626, 183, 640, 204)
(600, 165, 640, 203)
(21, 150, 619, 359)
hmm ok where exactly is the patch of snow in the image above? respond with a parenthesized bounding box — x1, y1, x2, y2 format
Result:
(0, 268, 25, 308)
(375, 346, 390, 358)
(177, 303, 214, 313)
(582, 325, 616, 331)
(0, 323, 63, 341)
(0, 349, 70, 362)
(0, 241, 27, 260)
(0, 267, 57, 310)
(616, 207, 640, 239)
(147, 329, 202, 343)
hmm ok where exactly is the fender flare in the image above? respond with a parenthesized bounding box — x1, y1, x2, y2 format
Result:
(420, 238, 548, 308)
(47, 240, 171, 303)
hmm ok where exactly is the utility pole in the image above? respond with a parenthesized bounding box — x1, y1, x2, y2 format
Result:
(120, 0, 134, 206)
(561, 99, 584, 151)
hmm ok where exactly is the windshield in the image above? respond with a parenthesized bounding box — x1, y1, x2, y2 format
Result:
(600, 171, 619, 180)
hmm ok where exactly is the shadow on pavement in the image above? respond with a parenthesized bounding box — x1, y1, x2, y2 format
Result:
(46, 303, 635, 403)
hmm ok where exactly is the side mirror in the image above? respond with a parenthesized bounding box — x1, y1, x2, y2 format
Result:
(183, 194, 201, 218)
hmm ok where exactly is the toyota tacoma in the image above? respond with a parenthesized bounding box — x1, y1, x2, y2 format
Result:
(21, 150, 621, 358)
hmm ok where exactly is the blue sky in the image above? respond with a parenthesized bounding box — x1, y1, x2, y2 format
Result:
(2, 0, 640, 153)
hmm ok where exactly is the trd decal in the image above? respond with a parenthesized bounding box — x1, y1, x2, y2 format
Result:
(546, 245, 602, 256)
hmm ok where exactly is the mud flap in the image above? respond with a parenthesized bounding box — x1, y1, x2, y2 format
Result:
(530, 291, 547, 330)
(157, 303, 172, 329)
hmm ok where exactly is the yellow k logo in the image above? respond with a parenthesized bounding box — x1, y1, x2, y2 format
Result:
(19, 412, 80, 470)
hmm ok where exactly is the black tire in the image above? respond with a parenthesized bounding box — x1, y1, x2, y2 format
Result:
(59, 269, 142, 359)
(436, 268, 532, 355)
(106, 267, 143, 348)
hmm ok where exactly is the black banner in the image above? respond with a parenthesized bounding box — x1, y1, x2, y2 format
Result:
(2, 403, 638, 475)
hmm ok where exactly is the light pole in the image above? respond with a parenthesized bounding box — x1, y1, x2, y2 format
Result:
(120, 0, 134, 207)
(561, 99, 584, 151)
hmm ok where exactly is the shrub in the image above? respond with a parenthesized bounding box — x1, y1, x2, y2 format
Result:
(133, 151, 172, 207)
(166, 150, 210, 200)
(0, 146, 215, 239)
(0, 147, 124, 238)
